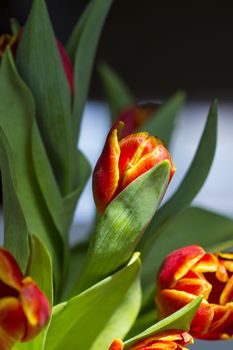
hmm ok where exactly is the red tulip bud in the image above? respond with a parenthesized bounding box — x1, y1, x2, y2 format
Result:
(93, 122, 176, 213)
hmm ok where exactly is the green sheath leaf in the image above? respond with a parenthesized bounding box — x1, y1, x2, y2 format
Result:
(74, 160, 170, 293)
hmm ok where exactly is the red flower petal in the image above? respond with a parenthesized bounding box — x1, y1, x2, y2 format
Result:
(20, 278, 50, 341)
(0, 297, 26, 350)
(0, 248, 23, 291)
(93, 122, 123, 213)
(158, 245, 205, 289)
(108, 338, 124, 350)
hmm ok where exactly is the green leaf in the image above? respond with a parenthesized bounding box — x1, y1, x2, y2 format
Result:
(27, 235, 53, 304)
(66, 2, 93, 60)
(0, 49, 63, 286)
(124, 297, 202, 349)
(16, 0, 73, 195)
(31, 124, 66, 237)
(98, 62, 135, 122)
(45, 253, 141, 350)
(74, 160, 170, 293)
(140, 100, 218, 253)
(141, 91, 185, 146)
(14, 235, 53, 350)
(72, 0, 113, 140)
(63, 149, 91, 230)
(0, 129, 29, 272)
(142, 207, 233, 290)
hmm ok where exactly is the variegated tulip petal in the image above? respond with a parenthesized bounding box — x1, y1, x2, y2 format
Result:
(0, 248, 23, 291)
(93, 122, 123, 213)
(220, 275, 233, 305)
(108, 338, 124, 350)
(118, 132, 158, 178)
(158, 246, 205, 289)
(0, 297, 26, 350)
(130, 331, 193, 350)
(120, 145, 171, 191)
(174, 277, 212, 299)
(20, 277, 50, 341)
(156, 289, 213, 334)
(209, 303, 233, 334)
(194, 253, 218, 274)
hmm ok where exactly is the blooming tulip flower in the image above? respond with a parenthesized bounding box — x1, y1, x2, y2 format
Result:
(116, 103, 158, 138)
(0, 31, 74, 94)
(0, 247, 50, 349)
(156, 245, 233, 339)
(93, 122, 176, 213)
(108, 330, 193, 350)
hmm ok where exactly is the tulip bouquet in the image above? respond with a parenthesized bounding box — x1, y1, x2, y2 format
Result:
(0, 0, 232, 349)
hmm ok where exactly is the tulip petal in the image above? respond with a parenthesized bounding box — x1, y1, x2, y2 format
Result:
(20, 277, 50, 341)
(121, 145, 174, 191)
(108, 338, 124, 350)
(156, 289, 214, 334)
(220, 275, 233, 305)
(118, 132, 158, 179)
(0, 297, 26, 350)
(0, 248, 23, 291)
(193, 253, 218, 274)
(130, 331, 193, 350)
(93, 122, 123, 213)
(174, 276, 212, 299)
(158, 246, 205, 289)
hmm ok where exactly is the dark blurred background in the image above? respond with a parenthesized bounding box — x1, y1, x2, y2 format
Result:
(1, 0, 232, 100)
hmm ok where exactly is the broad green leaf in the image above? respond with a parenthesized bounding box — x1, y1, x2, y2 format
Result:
(141, 207, 233, 312)
(124, 297, 202, 349)
(66, 2, 93, 60)
(16, 0, 73, 195)
(63, 149, 91, 230)
(72, 0, 113, 140)
(0, 50, 63, 285)
(140, 100, 218, 253)
(45, 253, 141, 350)
(74, 160, 170, 293)
(31, 124, 66, 237)
(0, 129, 29, 272)
(141, 91, 185, 146)
(14, 235, 53, 350)
(98, 62, 135, 122)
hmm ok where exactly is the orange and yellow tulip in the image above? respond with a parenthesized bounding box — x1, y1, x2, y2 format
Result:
(108, 330, 193, 350)
(93, 122, 176, 213)
(156, 245, 233, 340)
(0, 247, 50, 350)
